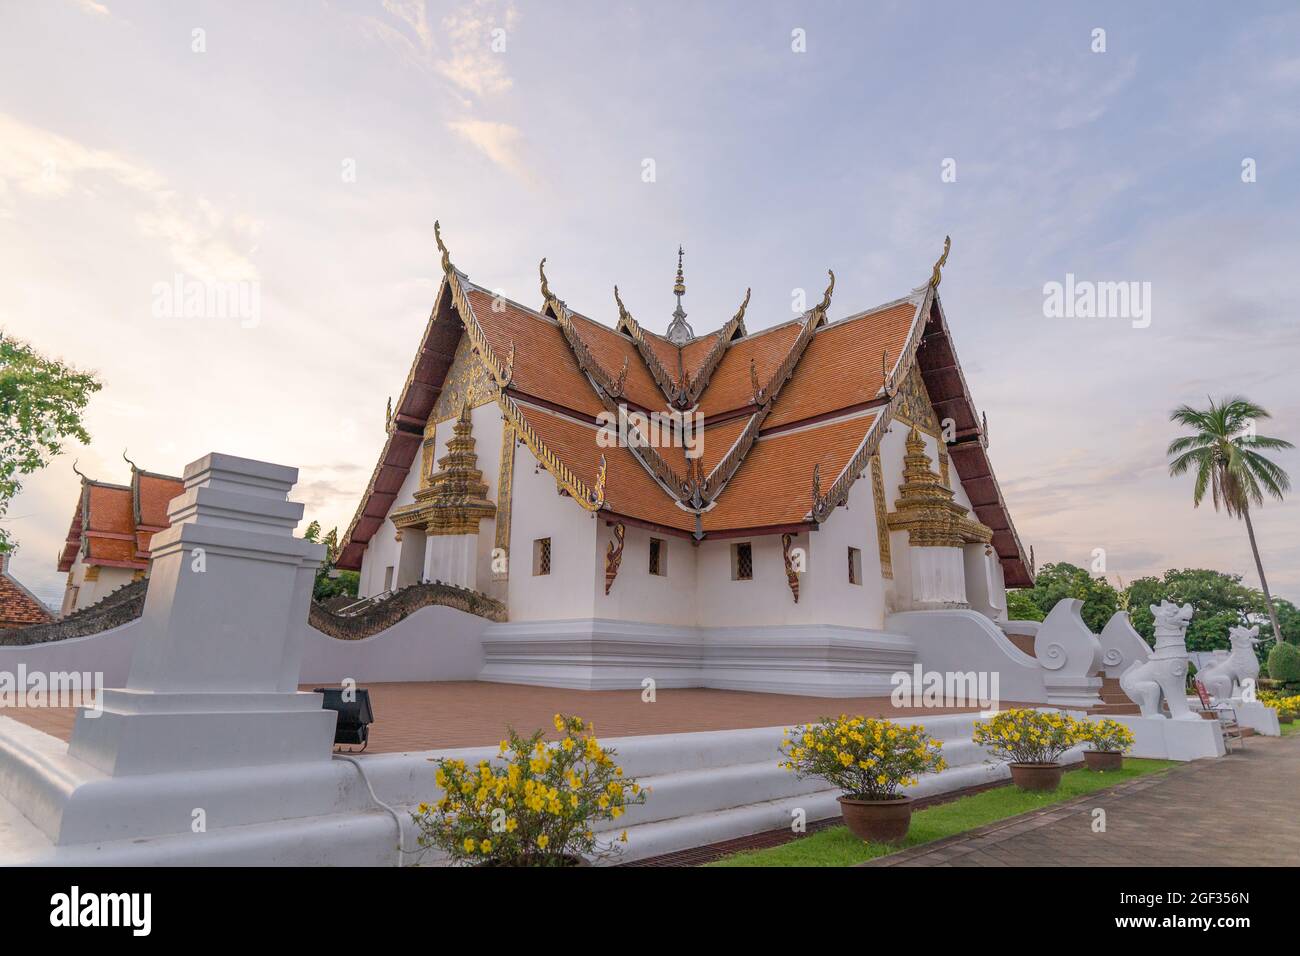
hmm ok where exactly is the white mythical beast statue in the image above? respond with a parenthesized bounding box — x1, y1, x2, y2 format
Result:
(1119, 600, 1199, 720)
(1198, 625, 1261, 700)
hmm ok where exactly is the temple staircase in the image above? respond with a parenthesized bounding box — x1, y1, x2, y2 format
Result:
(1089, 676, 1141, 716)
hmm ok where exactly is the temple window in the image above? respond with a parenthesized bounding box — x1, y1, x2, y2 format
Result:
(383, 566, 394, 591)
(649, 537, 666, 576)
(731, 542, 753, 581)
(533, 538, 552, 576)
(847, 547, 862, 586)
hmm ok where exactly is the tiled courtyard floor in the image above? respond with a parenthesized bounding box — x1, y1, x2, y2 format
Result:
(867, 733, 1300, 866)
(0, 681, 1034, 753)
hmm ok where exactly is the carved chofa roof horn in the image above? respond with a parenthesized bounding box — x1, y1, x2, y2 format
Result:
(815, 269, 835, 315)
(71, 458, 87, 481)
(929, 235, 951, 289)
(122, 449, 139, 471)
(539, 257, 553, 304)
(434, 220, 453, 275)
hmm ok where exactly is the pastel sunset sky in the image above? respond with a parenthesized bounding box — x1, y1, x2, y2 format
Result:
(3, 0, 1298, 609)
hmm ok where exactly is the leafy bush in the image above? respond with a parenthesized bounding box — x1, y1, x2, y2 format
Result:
(973, 709, 1083, 765)
(1268, 641, 1300, 685)
(413, 714, 645, 866)
(779, 716, 946, 800)
(1077, 718, 1135, 754)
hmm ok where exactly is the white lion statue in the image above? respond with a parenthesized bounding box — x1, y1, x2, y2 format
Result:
(1119, 600, 1199, 720)
(1198, 625, 1261, 700)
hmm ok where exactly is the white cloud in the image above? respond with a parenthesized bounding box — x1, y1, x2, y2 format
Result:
(435, 0, 518, 97)
(447, 118, 534, 184)
(71, 0, 110, 16)
(0, 113, 259, 282)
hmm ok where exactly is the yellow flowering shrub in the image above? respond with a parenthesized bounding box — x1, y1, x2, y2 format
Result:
(972, 709, 1082, 764)
(1261, 693, 1300, 716)
(1077, 718, 1135, 754)
(413, 714, 647, 866)
(779, 716, 946, 800)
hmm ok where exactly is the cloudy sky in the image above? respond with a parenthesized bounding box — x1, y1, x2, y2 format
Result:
(3, 0, 1299, 610)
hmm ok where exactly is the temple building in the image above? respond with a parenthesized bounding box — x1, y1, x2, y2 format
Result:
(57, 458, 183, 616)
(337, 227, 1032, 694)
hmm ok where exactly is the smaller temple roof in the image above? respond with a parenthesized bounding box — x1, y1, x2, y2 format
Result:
(0, 552, 54, 627)
(58, 460, 183, 573)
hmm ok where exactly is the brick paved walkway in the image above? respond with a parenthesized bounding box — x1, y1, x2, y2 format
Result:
(0, 681, 1035, 754)
(867, 734, 1300, 866)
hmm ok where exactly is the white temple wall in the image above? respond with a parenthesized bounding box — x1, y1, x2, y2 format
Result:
(593, 522, 698, 627)
(693, 534, 806, 628)
(504, 440, 599, 621)
(804, 477, 888, 630)
(63, 561, 136, 615)
(358, 461, 421, 597)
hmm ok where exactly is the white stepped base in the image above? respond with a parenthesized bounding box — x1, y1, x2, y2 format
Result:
(479, 619, 917, 697)
(0, 710, 1080, 866)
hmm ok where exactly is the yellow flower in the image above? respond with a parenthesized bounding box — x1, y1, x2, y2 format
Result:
(536, 834, 550, 850)
(480, 839, 492, 853)
(463, 837, 476, 853)
(554, 714, 566, 732)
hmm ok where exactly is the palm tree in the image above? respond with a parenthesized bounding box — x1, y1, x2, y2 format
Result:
(1167, 396, 1293, 643)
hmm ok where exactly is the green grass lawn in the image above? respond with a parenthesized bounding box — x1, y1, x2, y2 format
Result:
(1280, 719, 1300, 737)
(707, 758, 1179, 867)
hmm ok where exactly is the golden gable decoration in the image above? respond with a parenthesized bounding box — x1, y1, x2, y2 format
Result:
(886, 426, 991, 548)
(393, 404, 496, 536)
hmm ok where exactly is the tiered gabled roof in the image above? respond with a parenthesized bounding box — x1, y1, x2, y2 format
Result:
(58, 460, 183, 573)
(337, 228, 1031, 587)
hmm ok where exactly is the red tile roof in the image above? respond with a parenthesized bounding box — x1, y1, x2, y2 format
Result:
(0, 553, 53, 627)
(57, 467, 183, 573)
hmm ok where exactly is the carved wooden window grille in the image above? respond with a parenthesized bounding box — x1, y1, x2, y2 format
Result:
(533, 538, 552, 576)
(649, 537, 666, 576)
(732, 542, 753, 581)
(848, 547, 862, 586)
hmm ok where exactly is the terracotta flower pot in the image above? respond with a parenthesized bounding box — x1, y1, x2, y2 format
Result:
(1008, 762, 1064, 791)
(838, 795, 913, 844)
(1083, 750, 1123, 772)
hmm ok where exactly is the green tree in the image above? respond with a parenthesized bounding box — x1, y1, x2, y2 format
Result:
(1259, 598, 1300, 646)
(303, 520, 359, 601)
(1168, 396, 1293, 643)
(1123, 568, 1264, 651)
(0, 332, 101, 553)
(1020, 562, 1119, 632)
(1006, 589, 1044, 622)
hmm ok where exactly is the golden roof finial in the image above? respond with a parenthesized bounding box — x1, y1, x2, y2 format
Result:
(929, 235, 951, 289)
(673, 245, 685, 298)
(815, 270, 836, 315)
(434, 220, 453, 276)
(539, 257, 553, 303)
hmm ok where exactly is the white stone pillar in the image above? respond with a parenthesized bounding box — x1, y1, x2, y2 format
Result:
(426, 534, 477, 590)
(909, 546, 967, 607)
(66, 453, 337, 776)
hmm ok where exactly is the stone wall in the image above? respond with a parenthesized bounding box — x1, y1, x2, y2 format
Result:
(0, 579, 506, 647)
(308, 582, 507, 639)
(0, 579, 147, 647)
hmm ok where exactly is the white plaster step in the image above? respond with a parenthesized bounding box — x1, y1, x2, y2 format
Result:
(605, 758, 1016, 864)
(602, 712, 994, 779)
(0, 798, 414, 867)
(614, 737, 995, 829)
